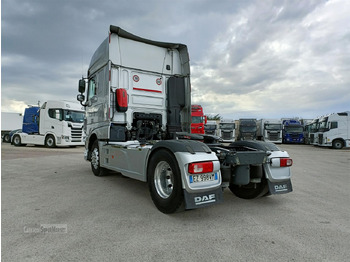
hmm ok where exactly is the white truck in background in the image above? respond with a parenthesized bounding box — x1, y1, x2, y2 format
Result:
(218, 119, 235, 142)
(77, 25, 293, 214)
(1, 112, 23, 142)
(204, 120, 218, 136)
(317, 111, 350, 149)
(257, 119, 282, 144)
(12, 101, 85, 147)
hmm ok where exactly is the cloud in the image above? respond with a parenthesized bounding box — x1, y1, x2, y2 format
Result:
(1, 0, 349, 120)
(190, 0, 350, 118)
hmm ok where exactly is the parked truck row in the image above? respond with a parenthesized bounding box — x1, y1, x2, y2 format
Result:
(194, 113, 348, 149)
(76, 25, 293, 213)
(194, 116, 298, 144)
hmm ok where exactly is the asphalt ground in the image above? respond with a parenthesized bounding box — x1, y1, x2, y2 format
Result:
(1, 142, 350, 261)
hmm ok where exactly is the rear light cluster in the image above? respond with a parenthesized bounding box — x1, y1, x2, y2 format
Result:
(271, 158, 293, 167)
(188, 161, 213, 174)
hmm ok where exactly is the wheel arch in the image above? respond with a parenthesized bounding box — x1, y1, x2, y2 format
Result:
(332, 137, 345, 143)
(146, 140, 212, 182)
(86, 133, 98, 161)
(45, 133, 56, 140)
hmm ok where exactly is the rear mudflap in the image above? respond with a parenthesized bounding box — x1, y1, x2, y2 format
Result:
(267, 179, 293, 194)
(184, 188, 223, 210)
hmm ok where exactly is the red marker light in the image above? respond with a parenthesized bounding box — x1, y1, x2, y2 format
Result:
(188, 161, 213, 174)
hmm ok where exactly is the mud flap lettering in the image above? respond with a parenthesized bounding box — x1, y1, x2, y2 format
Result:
(268, 180, 293, 194)
(184, 188, 223, 209)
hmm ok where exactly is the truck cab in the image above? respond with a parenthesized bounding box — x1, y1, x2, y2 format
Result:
(218, 119, 236, 142)
(238, 119, 257, 141)
(191, 105, 206, 134)
(257, 119, 282, 143)
(282, 119, 304, 144)
(204, 120, 218, 136)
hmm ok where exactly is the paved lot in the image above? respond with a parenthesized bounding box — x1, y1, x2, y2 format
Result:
(1, 142, 350, 261)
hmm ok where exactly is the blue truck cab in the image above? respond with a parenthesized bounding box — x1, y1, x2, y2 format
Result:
(282, 119, 304, 144)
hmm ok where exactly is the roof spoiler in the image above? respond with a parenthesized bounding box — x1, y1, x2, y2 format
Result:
(109, 25, 184, 49)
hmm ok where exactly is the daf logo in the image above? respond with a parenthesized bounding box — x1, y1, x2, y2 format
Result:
(274, 184, 287, 192)
(194, 194, 216, 205)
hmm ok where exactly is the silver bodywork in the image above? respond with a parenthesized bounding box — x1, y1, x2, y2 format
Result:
(95, 141, 222, 194)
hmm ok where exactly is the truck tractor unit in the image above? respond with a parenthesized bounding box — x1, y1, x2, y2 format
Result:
(237, 119, 257, 141)
(257, 119, 282, 144)
(317, 111, 350, 149)
(191, 104, 206, 134)
(204, 120, 218, 136)
(77, 26, 293, 214)
(282, 119, 304, 144)
(12, 101, 85, 147)
(218, 119, 236, 142)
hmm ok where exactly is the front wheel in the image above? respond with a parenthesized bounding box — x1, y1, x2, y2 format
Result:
(229, 179, 268, 199)
(13, 135, 23, 146)
(147, 149, 183, 214)
(90, 140, 107, 176)
(45, 135, 56, 148)
(332, 139, 343, 149)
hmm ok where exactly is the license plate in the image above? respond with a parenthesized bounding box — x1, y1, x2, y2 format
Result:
(189, 173, 218, 183)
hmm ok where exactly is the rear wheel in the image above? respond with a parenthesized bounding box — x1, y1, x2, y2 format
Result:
(229, 179, 268, 199)
(45, 135, 56, 148)
(332, 139, 343, 149)
(148, 149, 183, 214)
(3, 134, 10, 143)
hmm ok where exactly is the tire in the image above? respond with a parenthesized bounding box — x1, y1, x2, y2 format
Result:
(45, 135, 56, 148)
(3, 134, 10, 143)
(147, 149, 184, 214)
(332, 139, 343, 149)
(90, 140, 107, 176)
(229, 178, 268, 199)
(13, 135, 22, 146)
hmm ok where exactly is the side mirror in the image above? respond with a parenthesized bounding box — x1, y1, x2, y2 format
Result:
(77, 94, 85, 102)
(79, 79, 86, 93)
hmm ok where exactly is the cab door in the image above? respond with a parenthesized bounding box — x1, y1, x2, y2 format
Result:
(44, 108, 64, 137)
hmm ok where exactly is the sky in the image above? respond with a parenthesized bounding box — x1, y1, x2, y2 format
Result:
(1, 0, 350, 120)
